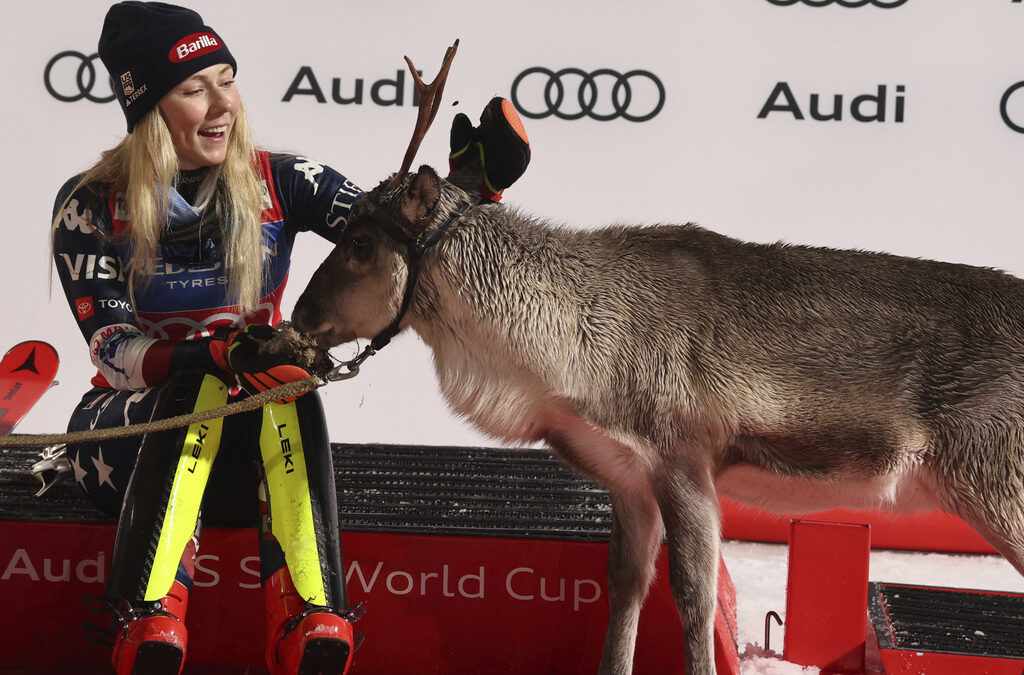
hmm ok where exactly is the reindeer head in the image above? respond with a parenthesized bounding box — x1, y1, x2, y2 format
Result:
(292, 165, 464, 349)
(292, 41, 460, 351)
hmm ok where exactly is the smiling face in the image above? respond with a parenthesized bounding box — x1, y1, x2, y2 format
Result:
(158, 63, 239, 170)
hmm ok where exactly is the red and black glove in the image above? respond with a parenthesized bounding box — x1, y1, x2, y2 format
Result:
(206, 326, 238, 372)
(448, 97, 531, 203)
(157, 325, 238, 384)
(226, 324, 315, 402)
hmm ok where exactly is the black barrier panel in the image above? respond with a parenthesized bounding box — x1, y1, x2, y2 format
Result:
(0, 442, 613, 540)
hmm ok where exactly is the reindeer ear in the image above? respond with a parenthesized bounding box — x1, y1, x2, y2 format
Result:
(400, 165, 441, 234)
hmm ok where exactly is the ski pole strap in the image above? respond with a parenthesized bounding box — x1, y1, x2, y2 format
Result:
(0, 374, 321, 448)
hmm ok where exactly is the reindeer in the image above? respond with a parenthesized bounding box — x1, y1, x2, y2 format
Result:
(292, 43, 1024, 675)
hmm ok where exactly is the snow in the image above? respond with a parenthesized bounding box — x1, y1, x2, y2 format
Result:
(720, 539, 1024, 674)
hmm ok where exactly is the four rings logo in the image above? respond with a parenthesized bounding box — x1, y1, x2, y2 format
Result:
(45, 51, 115, 103)
(766, 0, 908, 6)
(1001, 81, 1024, 133)
(510, 67, 665, 122)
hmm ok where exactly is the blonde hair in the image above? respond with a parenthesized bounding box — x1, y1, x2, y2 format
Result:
(51, 103, 266, 313)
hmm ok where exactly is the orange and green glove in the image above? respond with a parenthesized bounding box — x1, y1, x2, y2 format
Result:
(448, 97, 531, 202)
(227, 324, 316, 402)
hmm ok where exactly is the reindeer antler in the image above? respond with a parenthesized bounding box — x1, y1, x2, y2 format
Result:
(386, 39, 460, 190)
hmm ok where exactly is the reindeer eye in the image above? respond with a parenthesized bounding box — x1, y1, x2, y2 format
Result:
(347, 233, 373, 264)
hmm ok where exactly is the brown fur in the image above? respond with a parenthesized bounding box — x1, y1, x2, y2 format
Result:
(262, 321, 334, 378)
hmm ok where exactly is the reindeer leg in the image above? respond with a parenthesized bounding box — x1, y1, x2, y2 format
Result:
(599, 487, 663, 675)
(652, 460, 719, 675)
(929, 431, 1024, 577)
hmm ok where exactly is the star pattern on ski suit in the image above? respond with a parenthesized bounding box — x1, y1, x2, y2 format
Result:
(91, 447, 116, 490)
(69, 450, 88, 486)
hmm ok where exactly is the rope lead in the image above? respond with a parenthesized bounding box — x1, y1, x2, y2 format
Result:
(0, 375, 322, 448)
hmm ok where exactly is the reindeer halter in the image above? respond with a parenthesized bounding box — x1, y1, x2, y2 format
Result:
(327, 41, 460, 381)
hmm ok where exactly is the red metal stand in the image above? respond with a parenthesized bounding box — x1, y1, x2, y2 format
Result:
(714, 553, 741, 675)
(783, 519, 871, 673)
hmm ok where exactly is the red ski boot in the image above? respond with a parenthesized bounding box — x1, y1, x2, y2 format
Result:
(111, 579, 189, 675)
(265, 567, 355, 675)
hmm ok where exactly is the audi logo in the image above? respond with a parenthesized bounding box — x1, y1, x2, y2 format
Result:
(765, 0, 908, 6)
(510, 67, 665, 122)
(44, 50, 116, 103)
(1001, 81, 1024, 133)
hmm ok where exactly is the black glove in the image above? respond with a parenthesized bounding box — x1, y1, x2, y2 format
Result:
(227, 324, 317, 401)
(448, 97, 531, 202)
(166, 325, 238, 375)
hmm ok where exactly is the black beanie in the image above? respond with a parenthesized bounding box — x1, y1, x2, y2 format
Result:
(98, 1, 237, 132)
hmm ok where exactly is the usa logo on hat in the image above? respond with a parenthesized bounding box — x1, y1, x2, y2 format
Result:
(119, 71, 135, 97)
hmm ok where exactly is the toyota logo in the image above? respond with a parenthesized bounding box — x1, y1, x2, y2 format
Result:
(511, 67, 665, 122)
(44, 50, 116, 103)
(1001, 81, 1024, 133)
(765, 0, 908, 6)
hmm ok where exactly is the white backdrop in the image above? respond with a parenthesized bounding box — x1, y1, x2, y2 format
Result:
(5, 0, 1024, 447)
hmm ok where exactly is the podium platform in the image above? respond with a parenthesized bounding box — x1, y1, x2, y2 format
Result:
(0, 442, 739, 673)
(869, 581, 1024, 675)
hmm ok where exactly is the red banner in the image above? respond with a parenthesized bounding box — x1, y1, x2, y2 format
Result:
(0, 521, 702, 672)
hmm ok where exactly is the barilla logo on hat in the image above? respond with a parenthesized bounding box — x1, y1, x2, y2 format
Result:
(170, 32, 222, 63)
